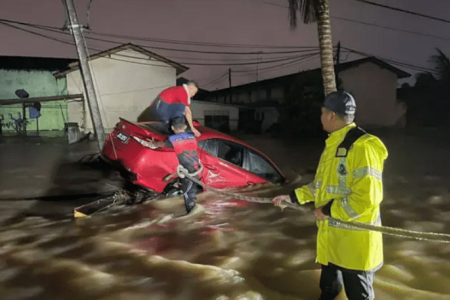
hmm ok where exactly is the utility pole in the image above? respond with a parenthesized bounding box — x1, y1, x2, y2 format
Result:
(228, 68, 232, 104)
(256, 51, 263, 82)
(63, 0, 105, 150)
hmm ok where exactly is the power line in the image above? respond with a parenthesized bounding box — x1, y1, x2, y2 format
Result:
(242, 1, 450, 42)
(87, 30, 318, 50)
(354, 0, 450, 25)
(332, 16, 450, 42)
(202, 72, 229, 87)
(0, 17, 324, 53)
(0, 20, 324, 67)
(232, 52, 320, 74)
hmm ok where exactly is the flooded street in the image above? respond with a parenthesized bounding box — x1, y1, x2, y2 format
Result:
(1, 130, 450, 300)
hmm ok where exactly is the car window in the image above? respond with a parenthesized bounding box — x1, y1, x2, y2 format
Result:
(216, 140, 245, 168)
(246, 150, 283, 183)
(198, 139, 219, 156)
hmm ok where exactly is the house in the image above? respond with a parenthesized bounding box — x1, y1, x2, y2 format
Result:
(54, 43, 188, 135)
(0, 44, 242, 137)
(204, 57, 411, 132)
(0, 56, 77, 133)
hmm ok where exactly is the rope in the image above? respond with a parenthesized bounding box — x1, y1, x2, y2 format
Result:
(177, 168, 450, 243)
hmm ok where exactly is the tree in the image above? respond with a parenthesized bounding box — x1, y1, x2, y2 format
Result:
(402, 48, 450, 128)
(429, 48, 450, 84)
(288, 0, 336, 95)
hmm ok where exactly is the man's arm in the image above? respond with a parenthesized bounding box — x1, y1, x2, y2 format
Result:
(273, 181, 316, 208)
(327, 141, 386, 222)
(184, 106, 201, 137)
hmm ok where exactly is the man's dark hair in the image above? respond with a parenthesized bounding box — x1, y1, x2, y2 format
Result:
(335, 112, 355, 124)
(186, 80, 199, 89)
(171, 116, 187, 130)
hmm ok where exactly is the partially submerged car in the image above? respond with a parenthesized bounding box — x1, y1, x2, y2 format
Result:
(101, 118, 285, 199)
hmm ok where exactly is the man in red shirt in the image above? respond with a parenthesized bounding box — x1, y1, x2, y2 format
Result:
(149, 81, 200, 137)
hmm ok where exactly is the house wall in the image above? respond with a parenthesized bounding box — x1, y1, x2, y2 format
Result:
(339, 62, 406, 128)
(190, 100, 239, 131)
(0, 70, 68, 132)
(255, 107, 279, 132)
(66, 49, 176, 133)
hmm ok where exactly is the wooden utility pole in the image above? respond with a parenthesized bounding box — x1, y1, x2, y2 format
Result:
(228, 68, 232, 104)
(63, 0, 105, 150)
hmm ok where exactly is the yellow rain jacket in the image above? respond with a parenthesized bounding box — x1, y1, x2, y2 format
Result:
(291, 123, 388, 271)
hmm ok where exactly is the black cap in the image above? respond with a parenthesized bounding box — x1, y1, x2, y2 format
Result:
(171, 116, 186, 126)
(323, 91, 356, 115)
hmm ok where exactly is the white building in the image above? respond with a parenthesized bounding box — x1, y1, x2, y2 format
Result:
(204, 57, 411, 132)
(54, 43, 188, 134)
(54, 43, 241, 136)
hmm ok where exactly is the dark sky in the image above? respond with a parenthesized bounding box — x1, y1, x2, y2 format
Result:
(1, 0, 450, 90)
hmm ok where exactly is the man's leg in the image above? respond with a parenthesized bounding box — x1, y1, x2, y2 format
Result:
(181, 175, 198, 214)
(341, 270, 375, 300)
(167, 103, 186, 123)
(150, 121, 172, 135)
(319, 264, 343, 300)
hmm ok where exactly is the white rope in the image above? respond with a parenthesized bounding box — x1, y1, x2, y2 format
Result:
(177, 168, 450, 243)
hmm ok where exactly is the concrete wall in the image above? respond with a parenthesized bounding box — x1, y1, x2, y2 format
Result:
(0, 70, 68, 132)
(190, 100, 239, 131)
(339, 62, 406, 128)
(66, 49, 176, 133)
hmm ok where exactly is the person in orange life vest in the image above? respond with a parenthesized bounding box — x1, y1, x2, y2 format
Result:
(149, 81, 201, 137)
(150, 116, 202, 214)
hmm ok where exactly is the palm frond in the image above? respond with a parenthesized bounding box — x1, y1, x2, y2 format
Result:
(288, 0, 322, 28)
(430, 48, 450, 81)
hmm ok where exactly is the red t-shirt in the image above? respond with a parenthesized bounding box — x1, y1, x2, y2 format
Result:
(158, 86, 190, 106)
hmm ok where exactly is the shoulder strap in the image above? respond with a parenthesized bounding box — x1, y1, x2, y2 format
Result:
(335, 127, 367, 157)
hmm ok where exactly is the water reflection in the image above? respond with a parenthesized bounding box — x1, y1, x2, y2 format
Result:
(1, 133, 450, 299)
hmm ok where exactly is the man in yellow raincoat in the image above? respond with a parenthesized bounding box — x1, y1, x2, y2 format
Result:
(273, 90, 388, 300)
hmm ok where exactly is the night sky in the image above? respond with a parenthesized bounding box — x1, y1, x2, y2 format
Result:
(1, 0, 449, 90)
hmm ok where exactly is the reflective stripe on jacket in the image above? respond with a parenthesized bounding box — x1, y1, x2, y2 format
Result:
(291, 123, 388, 271)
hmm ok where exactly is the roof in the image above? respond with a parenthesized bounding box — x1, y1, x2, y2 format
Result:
(54, 43, 189, 78)
(337, 57, 411, 79)
(0, 56, 77, 72)
(207, 56, 411, 94)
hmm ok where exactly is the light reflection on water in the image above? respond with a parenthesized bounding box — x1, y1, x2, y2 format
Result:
(1, 132, 450, 300)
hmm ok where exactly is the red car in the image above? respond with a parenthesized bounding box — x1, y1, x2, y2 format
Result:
(101, 118, 285, 199)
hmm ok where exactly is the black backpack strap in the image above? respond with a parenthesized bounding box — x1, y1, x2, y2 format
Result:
(336, 127, 367, 157)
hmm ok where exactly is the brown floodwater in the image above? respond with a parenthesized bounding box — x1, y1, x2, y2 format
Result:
(1, 131, 450, 300)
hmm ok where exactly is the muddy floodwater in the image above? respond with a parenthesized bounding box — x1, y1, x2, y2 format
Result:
(1, 130, 450, 300)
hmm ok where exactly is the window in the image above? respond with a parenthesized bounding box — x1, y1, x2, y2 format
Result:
(217, 140, 244, 167)
(245, 150, 283, 183)
(198, 139, 219, 156)
(199, 138, 244, 167)
(204, 115, 230, 133)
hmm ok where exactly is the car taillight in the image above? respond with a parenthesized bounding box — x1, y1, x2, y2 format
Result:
(132, 136, 158, 149)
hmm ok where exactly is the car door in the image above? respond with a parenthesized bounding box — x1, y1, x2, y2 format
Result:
(197, 138, 248, 189)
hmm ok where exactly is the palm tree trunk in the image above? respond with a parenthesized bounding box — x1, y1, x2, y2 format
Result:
(316, 0, 336, 96)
